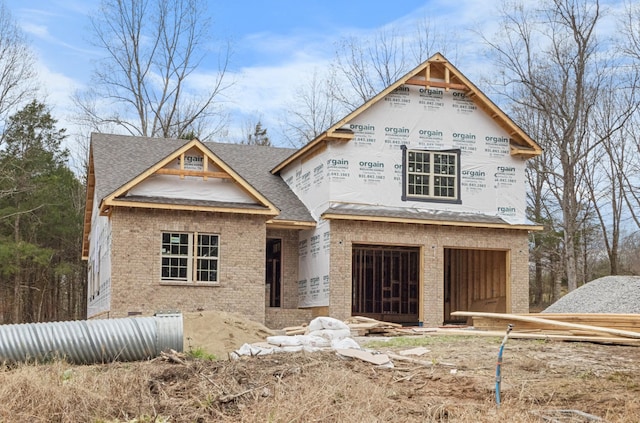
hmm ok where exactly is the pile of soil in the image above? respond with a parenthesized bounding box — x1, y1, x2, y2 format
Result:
(182, 311, 275, 359)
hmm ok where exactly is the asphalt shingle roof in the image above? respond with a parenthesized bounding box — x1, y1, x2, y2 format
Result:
(90, 133, 314, 223)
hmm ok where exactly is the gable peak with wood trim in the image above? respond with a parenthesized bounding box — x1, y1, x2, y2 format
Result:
(102, 138, 278, 215)
(82, 135, 281, 259)
(272, 52, 542, 174)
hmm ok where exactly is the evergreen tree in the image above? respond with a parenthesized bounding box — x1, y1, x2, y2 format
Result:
(0, 100, 85, 323)
(244, 121, 271, 146)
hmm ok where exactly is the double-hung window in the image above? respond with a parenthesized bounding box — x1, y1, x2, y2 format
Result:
(402, 146, 461, 203)
(161, 232, 219, 283)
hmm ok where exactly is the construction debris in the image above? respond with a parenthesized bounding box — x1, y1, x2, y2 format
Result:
(397, 346, 430, 356)
(282, 315, 405, 337)
(235, 312, 640, 363)
(334, 349, 391, 366)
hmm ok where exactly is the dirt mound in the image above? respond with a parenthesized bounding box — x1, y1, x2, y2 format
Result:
(543, 276, 640, 313)
(182, 311, 274, 358)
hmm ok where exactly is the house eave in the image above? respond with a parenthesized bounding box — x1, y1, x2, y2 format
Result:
(271, 129, 354, 174)
(322, 212, 544, 231)
(102, 198, 279, 217)
(266, 219, 317, 230)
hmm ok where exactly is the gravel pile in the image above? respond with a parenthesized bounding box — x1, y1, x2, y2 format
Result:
(543, 275, 640, 314)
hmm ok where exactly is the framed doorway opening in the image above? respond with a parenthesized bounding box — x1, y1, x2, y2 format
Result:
(266, 238, 282, 307)
(352, 245, 420, 324)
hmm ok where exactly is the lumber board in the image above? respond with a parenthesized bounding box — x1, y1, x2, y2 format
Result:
(470, 316, 640, 334)
(531, 313, 640, 319)
(349, 316, 403, 328)
(433, 328, 640, 346)
(527, 314, 640, 330)
(451, 311, 640, 339)
(474, 313, 640, 335)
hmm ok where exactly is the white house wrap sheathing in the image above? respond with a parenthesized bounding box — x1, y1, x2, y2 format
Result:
(297, 221, 331, 307)
(126, 148, 256, 204)
(87, 199, 111, 318)
(282, 83, 527, 308)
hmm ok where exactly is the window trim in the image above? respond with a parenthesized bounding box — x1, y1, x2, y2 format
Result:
(160, 231, 220, 285)
(401, 146, 462, 204)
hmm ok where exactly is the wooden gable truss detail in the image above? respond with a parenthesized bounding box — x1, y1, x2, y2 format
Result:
(102, 139, 279, 216)
(272, 53, 542, 174)
(82, 139, 280, 259)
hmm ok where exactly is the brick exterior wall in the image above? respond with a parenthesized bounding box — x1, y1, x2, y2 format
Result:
(105, 207, 530, 330)
(109, 208, 267, 324)
(327, 220, 530, 327)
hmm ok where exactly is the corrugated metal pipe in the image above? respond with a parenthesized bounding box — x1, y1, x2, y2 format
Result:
(0, 312, 183, 364)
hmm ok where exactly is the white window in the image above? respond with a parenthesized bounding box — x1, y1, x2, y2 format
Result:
(161, 232, 219, 283)
(402, 147, 461, 203)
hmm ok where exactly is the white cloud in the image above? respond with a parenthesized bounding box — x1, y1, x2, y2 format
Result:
(35, 62, 83, 136)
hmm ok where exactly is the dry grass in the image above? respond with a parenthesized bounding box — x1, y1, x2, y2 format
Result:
(1, 336, 639, 422)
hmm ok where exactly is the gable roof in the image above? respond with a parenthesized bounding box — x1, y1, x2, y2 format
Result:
(101, 137, 280, 215)
(272, 52, 542, 174)
(82, 133, 315, 259)
(202, 142, 317, 225)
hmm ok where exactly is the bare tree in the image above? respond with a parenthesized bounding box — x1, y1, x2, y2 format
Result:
(621, 0, 640, 62)
(331, 27, 410, 110)
(514, 101, 565, 304)
(619, 0, 640, 233)
(331, 18, 454, 110)
(482, 0, 631, 292)
(280, 18, 451, 147)
(279, 69, 345, 147)
(584, 75, 640, 275)
(74, 0, 231, 140)
(0, 1, 38, 135)
(620, 115, 640, 230)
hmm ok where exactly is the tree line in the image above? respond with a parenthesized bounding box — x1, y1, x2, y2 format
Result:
(0, 99, 85, 323)
(1, 0, 639, 323)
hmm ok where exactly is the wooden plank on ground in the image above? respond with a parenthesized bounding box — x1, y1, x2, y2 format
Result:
(451, 311, 640, 340)
(335, 349, 390, 365)
(348, 316, 403, 328)
(526, 314, 640, 331)
(433, 328, 640, 346)
(470, 315, 640, 334)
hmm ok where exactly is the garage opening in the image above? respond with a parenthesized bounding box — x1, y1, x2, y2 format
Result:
(444, 248, 508, 323)
(352, 245, 420, 324)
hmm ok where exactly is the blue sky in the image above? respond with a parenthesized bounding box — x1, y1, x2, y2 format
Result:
(4, 0, 623, 150)
(5, 0, 495, 145)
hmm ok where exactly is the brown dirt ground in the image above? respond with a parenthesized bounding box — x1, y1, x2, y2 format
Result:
(1, 313, 639, 422)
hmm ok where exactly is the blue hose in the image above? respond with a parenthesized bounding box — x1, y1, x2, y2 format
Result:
(496, 323, 514, 407)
